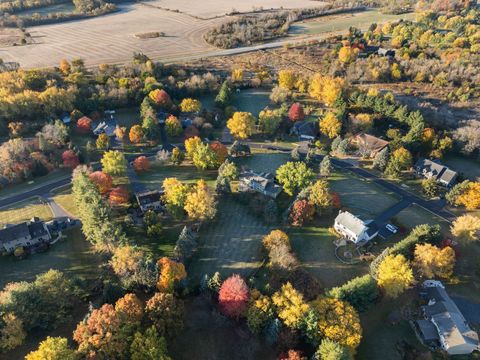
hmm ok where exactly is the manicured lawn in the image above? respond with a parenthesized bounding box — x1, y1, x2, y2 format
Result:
(443, 155, 480, 181)
(115, 107, 140, 128)
(0, 197, 53, 227)
(52, 187, 78, 217)
(126, 221, 181, 258)
(329, 171, 400, 219)
(199, 88, 271, 116)
(394, 204, 451, 235)
(235, 151, 290, 173)
(0, 227, 103, 288)
(289, 225, 369, 288)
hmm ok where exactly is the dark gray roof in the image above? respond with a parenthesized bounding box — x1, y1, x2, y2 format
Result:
(0, 223, 30, 244)
(136, 190, 163, 205)
(415, 158, 457, 185)
(416, 319, 440, 341)
(28, 221, 48, 238)
(290, 121, 317, 137)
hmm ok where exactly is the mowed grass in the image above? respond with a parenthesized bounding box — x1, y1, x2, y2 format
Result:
(394, 204, 451, 235)
(330, 171, 400, 219)
(52, 189, 78, 218)
(0, 198, 53, 227)
(0, 227, 102, 288)
(443, 155, 480, 181)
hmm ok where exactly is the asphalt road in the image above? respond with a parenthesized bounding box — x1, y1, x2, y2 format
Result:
(0, 140, 456, 224)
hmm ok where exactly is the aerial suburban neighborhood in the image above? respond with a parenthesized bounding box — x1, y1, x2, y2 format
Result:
(0, 0, 479, 359)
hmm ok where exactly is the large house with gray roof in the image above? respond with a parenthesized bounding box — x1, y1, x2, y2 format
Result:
(414, 158, 457, 188)
(415, 281, 479, 355)
(334, 210, 379, 244)
(238, 169, 283, 199)
(0, 218, 52, 254)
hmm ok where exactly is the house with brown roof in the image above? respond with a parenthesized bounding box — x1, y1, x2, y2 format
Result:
(350, 133, 389, 158)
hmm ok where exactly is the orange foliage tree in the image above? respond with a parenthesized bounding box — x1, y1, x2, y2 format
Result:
(76, 116, 92, 134)
(218, 274, 250, 318)
(157, 257, 187, 293)
(88, 171, 113, 194)
(109, 186, 130, 205)
(209, 141, 228, 163)
(133, 156, 150, 172)
(129, 125, 144, 144)
(288, 103, 305, 122)
(149, 89, 171, 108)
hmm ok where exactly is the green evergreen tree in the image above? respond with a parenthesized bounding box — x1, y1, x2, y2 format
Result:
(320, 155, 333, 177)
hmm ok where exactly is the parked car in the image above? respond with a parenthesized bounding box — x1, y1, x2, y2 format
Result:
(385, 224, 398, 233)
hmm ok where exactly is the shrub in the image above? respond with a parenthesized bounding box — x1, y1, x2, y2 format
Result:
(326, 275, 378, 312)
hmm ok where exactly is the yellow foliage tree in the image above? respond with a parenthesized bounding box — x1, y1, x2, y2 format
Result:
(308, 179, 332, 209)
(320, 112, 342, 139)
(451, 214, 480, 242)
(338, 46, 358, 64)
(377, 254, 414, 298)
(278, 69, 297, 90)
(456, 182, 480, 210)
(25, 336, 75, 360)
(272, 282, 309, 329)
(232, 68, 244, 82)
(129, 124, 144, 144)
(311, 297, 362, 350)
(309, 74, 345, 106)
(263, 229, 290, 251)
(184, 136, 202, 157)
(162, 177, 189, 210)
(180, 98, 202, 113)
(413, 244, 456, 279)
(0, 313, 26, 351)
(157, 257, 187, 293)
(227, 112, 256, 139)
(184, 180, 217, 221)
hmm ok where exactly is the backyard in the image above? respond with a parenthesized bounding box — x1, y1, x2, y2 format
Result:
(0, 197, 52, 227)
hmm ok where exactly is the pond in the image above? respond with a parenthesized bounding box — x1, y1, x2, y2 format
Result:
(199, 88, 272, 117)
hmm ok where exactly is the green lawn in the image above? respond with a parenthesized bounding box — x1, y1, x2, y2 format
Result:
(235, 151, 290, 173)
(52, 188, 78, 218)
(0, 197, 53, 227)
(444, 155, 480, 182)
(330, 171, 400, 219)
(115, 107, 140, 128)
(0, 227, 102, 288)
(394, 204, 451, 235)
(199, 88, 271, 116)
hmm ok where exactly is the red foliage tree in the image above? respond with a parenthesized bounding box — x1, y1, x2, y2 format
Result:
(109, 186, 130, 205)
(132, 156, 150, 172)
(150, 89, 172, 108)
(184, 125, 200, 140)
(288, 103, 305, 122)
(331, 191, 341, 209)
(218, 274, 249, 318)
(77, 116, 92, 134)
(62, 150, 79, 169)
(209, 141, 228, 163)
(278, 350, 305, 360)
(89, 171, 113, 194)
(289, 199, 314, 226)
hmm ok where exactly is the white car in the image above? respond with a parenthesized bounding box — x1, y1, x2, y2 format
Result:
(385, 224, 398, 233)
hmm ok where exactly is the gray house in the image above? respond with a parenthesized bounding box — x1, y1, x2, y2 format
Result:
(414, 158, 457, 188)
(334, 210, 378, 244)
(0, 218, 52, 254)
(416, 281, 479, 355)
(290, 121, 318, 141)
(238, 170, 283, 199)
(135, 190, 164, 213)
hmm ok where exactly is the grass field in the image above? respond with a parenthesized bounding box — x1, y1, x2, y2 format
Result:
(0, 197, 53, 227)
(443, 155, 480, 181)
(330, 171, 400, 219)
(52, 188, 78, 217)
(199, 88, 271, 116)
(17, 3, 75, 16)
(394, 204, 452, 235)
(289, 9, 414, 35)
(0, 227, 102, 288)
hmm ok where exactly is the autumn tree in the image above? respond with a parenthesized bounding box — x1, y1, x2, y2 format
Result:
(0, 313, 26, 352)
(165, 115, 182, 137)
(180, 98, 202, 113)
(377, 254, 414, 298)
(311, 297, 362, 350)
(37, 120, 68, 146)
(133, 156, 150, 172)
(451, 214, 480, 242)
(149, 89, 171, 108)
(290, 200, 314, 226)
(413, 244, 455, 279)
(76, 116, 92, 134)
(146, 293, 184, 338)
(259, 109, 283, 136)
(227, 111, 256, 139)
(162, 177, 189, 217)
(384, 147, 412, 177)
(218, 159, 238, 181)
(101, 150, 127, 175)
(276, 161, 315, 196)
(421, 177, 439, 198)
(338, 46, 358, 64)
(263, 230, 298, 269)
(279, 69, 297, 90)
(88, 171, 113, 194)
(320, 112, 342, 139)
(309, 74, 345, 106)
(209, 141, 228, 164)
(25, 337, 76, 360)
(315, 339, 352, 360)
(115, 126, 127, 143)
(115, 293, 144, 325)
(308, 180, 332, 211)
(232, 68, 244, 82)
(272, 283, 309, 329)
(96, 133, 110, 150)
(61, 150, 79, 169)
(109, 186, 130, 205)
(129, 124, 144, 144)
(157, 257, 187, 293)
(110, 245, 157, 289)
(130, 326, 171, 360)
(288, 103, 305, 122)
(184, 136, 202, 158)
(456, 182, 480, 210)
(192, 143, 218, 170)
(278, 350, 306, 360)
(247, 292, 274, 334)
(218, 274, 250, 318)
(59, 59, 71, 74)
(184, 179, 217, 221)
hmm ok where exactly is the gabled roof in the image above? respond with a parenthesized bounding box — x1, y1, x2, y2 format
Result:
(415, 158, 457, 184)
(290, 121, 317, 137)
(351, 133, 389, 152)
(136, 190, 163, 205)
(335, 211, 367, 237)
(0, 223, 30, 244)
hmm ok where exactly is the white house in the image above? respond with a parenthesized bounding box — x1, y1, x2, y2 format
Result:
(238, 170, 283, 199)
(415, 281, 479, 355)
(334, 210, 379, 244)
(0, 218, 52, 254)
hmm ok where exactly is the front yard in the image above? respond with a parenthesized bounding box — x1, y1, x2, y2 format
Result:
(0, 197, 53, 227)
